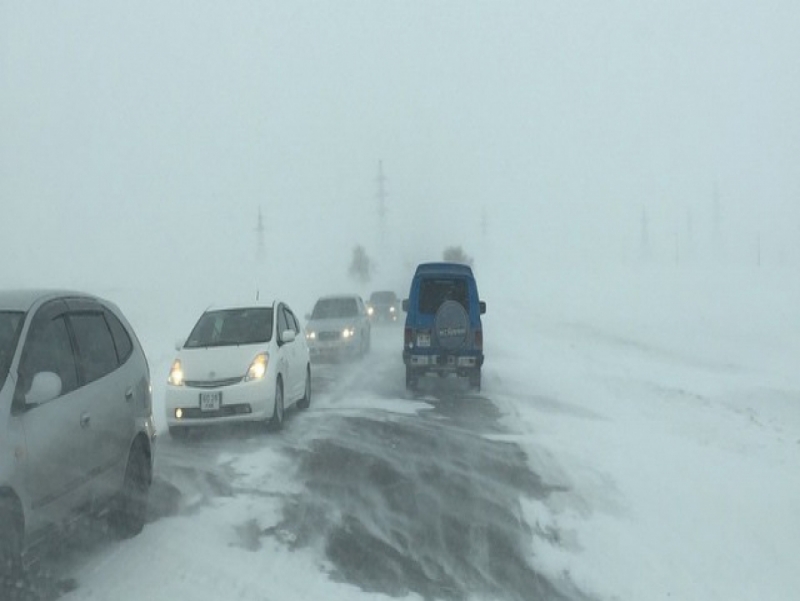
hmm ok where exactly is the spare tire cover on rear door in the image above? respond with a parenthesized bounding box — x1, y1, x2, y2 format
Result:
(434, 300, 469, 350)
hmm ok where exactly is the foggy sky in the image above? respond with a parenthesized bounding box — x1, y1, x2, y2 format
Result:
(2, 1, 799, 298)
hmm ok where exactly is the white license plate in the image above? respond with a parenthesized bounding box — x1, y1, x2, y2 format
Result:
(417, 333, 431, 347)
(200, 391, 221, 411)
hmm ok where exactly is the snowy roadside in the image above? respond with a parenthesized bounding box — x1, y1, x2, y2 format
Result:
(484, 265, 800, 601)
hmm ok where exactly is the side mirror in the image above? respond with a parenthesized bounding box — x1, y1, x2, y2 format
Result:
(174, 338, 184, 351)
(281, 330, 297, 343)
(26, 372, 62, 405)
(402, 299, 409, 312)
(479, 301, 486, 315)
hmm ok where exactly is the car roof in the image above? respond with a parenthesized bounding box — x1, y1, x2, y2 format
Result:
(414, 262, 475, 277)
(0, 289, 96, 312)
(315, 294, 361, 301)
(205, 300, 277, 312)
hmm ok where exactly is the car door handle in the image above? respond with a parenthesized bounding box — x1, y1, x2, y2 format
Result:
(125, 388, 134, 402)
(80, 412, 91, 428)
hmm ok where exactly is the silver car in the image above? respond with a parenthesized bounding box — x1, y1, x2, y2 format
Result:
(305, 294, 371, 361)
(0, 290, 156, 581)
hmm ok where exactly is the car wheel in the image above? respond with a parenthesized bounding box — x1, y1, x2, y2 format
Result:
(0, 496, 23, 588)
(168, 426, 190, 440)
(405, 367, 418, 392)
(297, 366, 311, 410)
(469, 368, 482, 392)
(269, 378, 284, 431)
(109, 440, 150, 539)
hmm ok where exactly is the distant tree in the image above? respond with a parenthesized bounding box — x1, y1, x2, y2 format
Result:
(348, 245, 372, 283)
(443, 246, 474, 267)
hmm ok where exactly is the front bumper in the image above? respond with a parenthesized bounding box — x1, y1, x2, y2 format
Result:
(308, 338, 361, 360)
(164, 378, 275, 427)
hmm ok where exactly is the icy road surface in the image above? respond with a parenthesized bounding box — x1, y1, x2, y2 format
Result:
(6, 325, 584, 601)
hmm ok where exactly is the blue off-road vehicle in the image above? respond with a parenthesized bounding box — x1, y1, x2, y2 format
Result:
(402, 262, 486, 391)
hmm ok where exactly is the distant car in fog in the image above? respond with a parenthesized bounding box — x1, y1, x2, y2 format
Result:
(366, 290, 400, 323)
(305, 294, 371, 361)
(164, 301, 310, 438)
(402, 263, 486, 391)
(0, 290, 156, 581)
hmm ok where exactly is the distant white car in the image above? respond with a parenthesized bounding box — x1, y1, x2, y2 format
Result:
(305, 294, 371, 361)
(165, 301, 310, 437)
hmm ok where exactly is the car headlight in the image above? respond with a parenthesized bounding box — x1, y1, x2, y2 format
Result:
(389, 306, 396, 313)
(342, 327, 355, 339)
(245, 353, 269, 381)
(367, 306, 374, 316)
(168, 359, 184, 386)
(306, 330, 316, 340)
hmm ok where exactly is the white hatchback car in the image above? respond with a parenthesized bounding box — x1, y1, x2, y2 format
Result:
(164, 301, 310, 437)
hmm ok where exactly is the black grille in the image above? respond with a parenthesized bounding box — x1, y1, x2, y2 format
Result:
(180, 404, 252, 419)
(185, 377, 243, 388)
(318, 331, 341, 342)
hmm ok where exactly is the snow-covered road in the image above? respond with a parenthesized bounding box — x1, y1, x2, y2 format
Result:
(7, 267, 799, 601)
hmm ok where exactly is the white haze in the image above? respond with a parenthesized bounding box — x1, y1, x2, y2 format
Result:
(3, 4, 800, 600)
(3, 1, 799, 303)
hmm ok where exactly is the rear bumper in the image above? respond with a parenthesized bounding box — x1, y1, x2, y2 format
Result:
(403, 350, 483, 373)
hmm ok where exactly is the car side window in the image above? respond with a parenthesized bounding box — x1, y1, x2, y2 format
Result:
(277, 307, 290, 342)
(105, 310, 134, 364)
(69, 312, 119, 384)
(20, 315, 79, 398)
(287, 310, 300, 334)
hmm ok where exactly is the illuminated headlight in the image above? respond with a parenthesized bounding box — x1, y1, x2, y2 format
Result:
(367, 306, 374, 316)
(306, 330, 316, 340)
(342, 327, 355, 339)
(167, 359, 184, 386)
(245, 353, 269, 381)
(389, 306, 396, 313)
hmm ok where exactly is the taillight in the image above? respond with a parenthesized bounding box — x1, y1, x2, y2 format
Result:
(404, 328, 413, 347)
(475, 329, 483, 349)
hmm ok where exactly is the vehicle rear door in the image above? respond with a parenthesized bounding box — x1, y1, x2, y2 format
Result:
(65, 299, 134, 493)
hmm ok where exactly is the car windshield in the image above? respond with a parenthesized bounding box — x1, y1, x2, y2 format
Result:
(312, 298, 358, 319)
(184, 308, 273, 348)
(0, 311, 25, 386)
(370, 292, 396, 304)
(418, 278, 468, 314)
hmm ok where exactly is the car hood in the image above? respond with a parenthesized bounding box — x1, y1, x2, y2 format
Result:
(177, 344, 267, 380)
(306, 317, 359, 332)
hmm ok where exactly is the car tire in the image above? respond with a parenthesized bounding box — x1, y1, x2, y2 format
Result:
(269, 378, 284, 431)
(469, 368, 481, 392)
(297, 366, 311, 410)
(405, 367, 418, 392)
(0, 496, 23, 588)
(109, 440, 150, 539)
